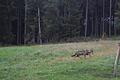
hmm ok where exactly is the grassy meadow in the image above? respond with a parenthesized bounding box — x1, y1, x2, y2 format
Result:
(0, 40, 120, 80)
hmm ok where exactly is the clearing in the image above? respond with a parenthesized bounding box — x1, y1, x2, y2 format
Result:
(0, 40, 120, 80)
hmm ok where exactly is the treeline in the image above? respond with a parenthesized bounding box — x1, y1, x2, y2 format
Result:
(0, 0, 119, 45)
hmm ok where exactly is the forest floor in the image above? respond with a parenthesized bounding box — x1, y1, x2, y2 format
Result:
(0, 40, 120, 80)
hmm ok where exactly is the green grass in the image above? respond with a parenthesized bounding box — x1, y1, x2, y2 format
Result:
(0, 40, 120, 80)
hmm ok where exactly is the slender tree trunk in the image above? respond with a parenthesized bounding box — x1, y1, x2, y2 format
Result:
(114, 0, 118, 36)
(114, 26, 117, 36)
(17, 7, 20, 44)
(95, 1, 98, 37)
(91, 17, 94, 37)
(37, 7, 42, 44)
(95, 17, 98, 37)
(109, 0, 112, 37)
(102, 0, 105, 35)
(19, 16, 21, 44)
(7, 4, 11, 34)
(24, 0, 27, 44)
(17, 0, 23, 45)
(7, 0, 12, 44)
(85, 0, 89, 38)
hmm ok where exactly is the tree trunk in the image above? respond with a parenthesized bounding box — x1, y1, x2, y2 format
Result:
(85, 0, 89, 38)
(7, 4, 11, 35)
(17, 7, 20, 45)
(114, 0, 118, 36)
(102, 0, 105, 36)
(95, 17, 98, 37)
(109, 0, 112, 37)
(24, 0, 27, 44)
(37, 7, 42, 44)
(91, 17, 94, 37)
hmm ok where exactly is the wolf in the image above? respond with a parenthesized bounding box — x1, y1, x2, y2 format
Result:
(71, 50, 85, 57)
(71, 49, 93, 58)
(84, 49, 93, 58)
